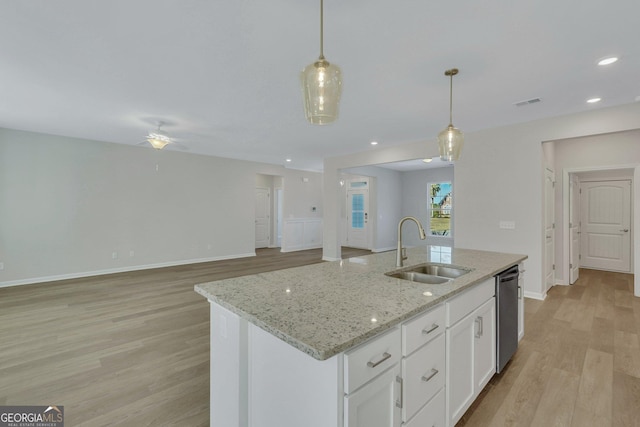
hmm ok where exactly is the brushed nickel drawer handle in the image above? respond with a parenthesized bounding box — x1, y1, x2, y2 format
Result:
(367, 352, 391, 368)
(421, 368, 439, 382)
(422, 324, 439, 335)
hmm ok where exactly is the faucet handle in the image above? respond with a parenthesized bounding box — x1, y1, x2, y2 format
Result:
(401, 247, 407, 261)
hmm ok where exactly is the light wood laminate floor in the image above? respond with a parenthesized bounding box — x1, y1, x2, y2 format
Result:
(458, 268, 640, 427)
(0, 247, 370, 426)
(1, 253, 638, 426)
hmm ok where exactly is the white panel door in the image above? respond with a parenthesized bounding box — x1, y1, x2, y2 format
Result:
(255, 187, 270, 248)
(344, 364, 401, 427)
(347, 182, 369, 249)
(580, 180, 631, 272)
(569, 174, 580, 284)
(544, 169, 555, 292)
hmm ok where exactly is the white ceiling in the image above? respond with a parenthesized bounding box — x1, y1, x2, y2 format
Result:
(1, 1, 638, 171)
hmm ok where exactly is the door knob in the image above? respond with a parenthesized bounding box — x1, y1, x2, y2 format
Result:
(620, 229, 629, 232)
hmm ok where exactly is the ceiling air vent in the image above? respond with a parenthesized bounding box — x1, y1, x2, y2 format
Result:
(514, 98, 542, 107)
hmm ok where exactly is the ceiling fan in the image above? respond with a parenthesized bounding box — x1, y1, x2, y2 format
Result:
(143, 121, 187, 150)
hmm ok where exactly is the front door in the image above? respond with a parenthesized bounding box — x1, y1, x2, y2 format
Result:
(346, 180, 369, 249)
(255, 187, 270, 248)
(580, 180, 631, 272)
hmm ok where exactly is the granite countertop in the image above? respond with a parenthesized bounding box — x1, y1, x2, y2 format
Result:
(195, 246, 527, 361)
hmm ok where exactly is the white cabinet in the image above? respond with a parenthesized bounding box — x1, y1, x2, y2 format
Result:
(446, 308, 475, 424)
(400, 304, 446, 425)
(344, 364, 402, 427)
(473, 298, 496, 392)
(445, 279, 496, 427)
(404, 389, 445, 427)
(344, 327, 402, 427)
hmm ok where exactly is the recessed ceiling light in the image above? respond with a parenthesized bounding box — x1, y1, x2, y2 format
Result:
(370, 141, 378, 146)
(285, 158, 292, 162)
(423, 158, 433, 163)
(587, 97, 601, 104)
(598, 56, 619, 66)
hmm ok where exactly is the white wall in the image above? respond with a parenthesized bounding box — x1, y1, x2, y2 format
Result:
(0, 127, 322, 286)
(324, 102, 640, 299)
(550, 129, 640, 285)
(401, 167, 454, 247)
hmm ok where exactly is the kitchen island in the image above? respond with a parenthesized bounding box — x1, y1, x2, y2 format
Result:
(195, 246, 527, 427)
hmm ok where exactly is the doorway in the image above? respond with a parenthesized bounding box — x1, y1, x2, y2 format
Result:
(580, 179, 632, 272)
(562, 167, 635, 287)
(255, 174, 284, 249)
(346, 178, 370, 249)
(255, 187, 270, 249)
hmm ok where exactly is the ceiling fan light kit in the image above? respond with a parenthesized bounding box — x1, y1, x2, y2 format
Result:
(146, 122, 171, 150)
(301, 0, 342, 125)
(437, 68, 464, 162)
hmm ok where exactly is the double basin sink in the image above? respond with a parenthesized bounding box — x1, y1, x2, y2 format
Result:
(385, 263, 471, 284)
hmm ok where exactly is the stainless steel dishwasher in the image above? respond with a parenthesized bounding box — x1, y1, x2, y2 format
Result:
(495, 265, 519, 373)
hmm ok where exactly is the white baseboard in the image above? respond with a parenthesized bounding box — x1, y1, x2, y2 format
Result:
(0, 252, 256, 289)
(523, 290, 546, 300)
(322, 256, 341, 262)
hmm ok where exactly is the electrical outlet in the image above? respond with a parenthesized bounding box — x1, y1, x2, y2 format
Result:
(0, 262, 4, 271)
(129, 250, 135, 257)
(112, 252, 118, 260)
(499, 221, 516, 230)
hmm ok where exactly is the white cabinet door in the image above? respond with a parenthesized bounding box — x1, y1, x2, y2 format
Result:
(446, 312, 475, 426)
(345, 364, 401, 427)
(473, 298, 496, 392)
(404, 389, 445, 427)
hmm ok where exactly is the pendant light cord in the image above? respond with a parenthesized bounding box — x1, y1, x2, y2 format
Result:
(449, 73, 453, 126)
(319, 0, 325, 60)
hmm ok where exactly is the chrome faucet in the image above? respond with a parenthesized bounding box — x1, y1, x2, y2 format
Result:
(396, 216, 426, 267)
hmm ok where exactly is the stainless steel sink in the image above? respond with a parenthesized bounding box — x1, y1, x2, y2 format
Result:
(402, 264, 471, 279)
(385, 263, 471, 284)
(386, 271, 452, 284)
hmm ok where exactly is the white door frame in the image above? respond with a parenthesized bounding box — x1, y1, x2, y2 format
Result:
(544, 168, 555, 293)
(561, 165, 639, 297)
(568, 174, 580, 284)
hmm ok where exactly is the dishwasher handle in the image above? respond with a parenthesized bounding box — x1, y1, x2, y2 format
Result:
(498, 266, 519, 282)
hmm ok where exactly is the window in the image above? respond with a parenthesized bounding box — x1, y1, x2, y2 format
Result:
(428, 182, 452, 236)
(351, 193, 365, 229)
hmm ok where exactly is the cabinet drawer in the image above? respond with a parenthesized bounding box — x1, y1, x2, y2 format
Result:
(446, 278, 495, 326)
(402, 303, 445, 356)
(401, 333, 445, 422)
(344, 327, 401, 394)
(404, 388, 445, 427)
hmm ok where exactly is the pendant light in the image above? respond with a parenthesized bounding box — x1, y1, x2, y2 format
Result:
(437, 68, 464, 161)
(300, 0, 342, 125)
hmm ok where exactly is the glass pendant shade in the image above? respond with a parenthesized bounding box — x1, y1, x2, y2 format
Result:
(438, 124, 464, 162)
(301, 58, 342, 125)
